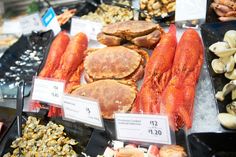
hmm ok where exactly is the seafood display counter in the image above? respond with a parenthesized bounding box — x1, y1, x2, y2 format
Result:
(1, 0, 236, 156)
(0, 27, 222, 157)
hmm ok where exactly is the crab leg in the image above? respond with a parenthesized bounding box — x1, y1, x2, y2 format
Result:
(161, 28, 203, 130)
(132, 24, 177, 113)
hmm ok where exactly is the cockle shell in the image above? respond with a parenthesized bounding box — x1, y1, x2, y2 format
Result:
(71, 80, 137, 119)
(209, 41, 236, 57)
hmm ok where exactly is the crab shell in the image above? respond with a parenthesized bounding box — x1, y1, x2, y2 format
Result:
(97, 20, 162, 49)
(71, 80, 137, 119)
(84, 46, 145, 83)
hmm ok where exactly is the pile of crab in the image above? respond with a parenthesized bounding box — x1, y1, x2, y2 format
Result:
(70, 20, 163, 119)
(36, 20, 203, 133)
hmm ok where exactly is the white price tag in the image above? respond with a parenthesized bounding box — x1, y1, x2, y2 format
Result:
(42, 7, 61, 36)
(70, 18, 103, 40)
(115, 113, 172, 145)
(63, 95, 104, 129)
(175, 0, 207, 22)
(19, 13, 44, 35)
(31, 77, 65, 106)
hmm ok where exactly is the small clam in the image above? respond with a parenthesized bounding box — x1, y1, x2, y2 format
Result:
(66, 139, 78, 145)
(3, 116, 79, 157)
(3, 153, 11, 157)
(223, 56, 235, 72)
(224, 30, 236, 48)
(232, 89, 236, 100)
(211, 59, 225, 73)
(46, 140, 57, 147)
(68, 150, 77, 156)
(62, 144, 72, 153)
(11, 137, 22, 148)
(226, 101, 236, 115)
(215, 80, 236, 101)
(57, 136, 66, 145)
(211, 56, 235, 74)
(225, 69, 236, 80)
(209, 41, 236, 57)
(218, 113, 236, 129)
(234, 53, 236, 63)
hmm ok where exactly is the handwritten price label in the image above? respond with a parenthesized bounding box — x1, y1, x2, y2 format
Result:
(31, 77, 65, 106)
(62, 95, 104, 129)
(115, 113, 172, 145)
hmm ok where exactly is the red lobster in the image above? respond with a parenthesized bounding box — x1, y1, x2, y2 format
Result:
(48, 32, 88, 116)
(32, 31, 70, 110)
(132, 24, 177, 113)
(38, 31, 70, 78)
(32, 32, 88, 117)
(161, 28, 203, 130)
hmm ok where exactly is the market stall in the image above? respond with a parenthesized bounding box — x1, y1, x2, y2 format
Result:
(0, 0, 236, 156)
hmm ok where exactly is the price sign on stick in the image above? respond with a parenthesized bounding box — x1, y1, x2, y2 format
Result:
(62, 95, 104, 129)
(115, 113, 172, 145)
(31, 77, 65, 106)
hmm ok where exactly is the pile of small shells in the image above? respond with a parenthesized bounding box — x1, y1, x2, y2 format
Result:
(81, 1, 133, 25)
(3, 116, 79, 157)
(209, 30, 236, 129)
(140, 0, 175, 21)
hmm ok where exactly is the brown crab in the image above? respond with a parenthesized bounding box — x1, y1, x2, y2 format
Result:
(84, 46, 149, 83)
(71, 79, 137, 119)
(97, 20, 163, 49)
